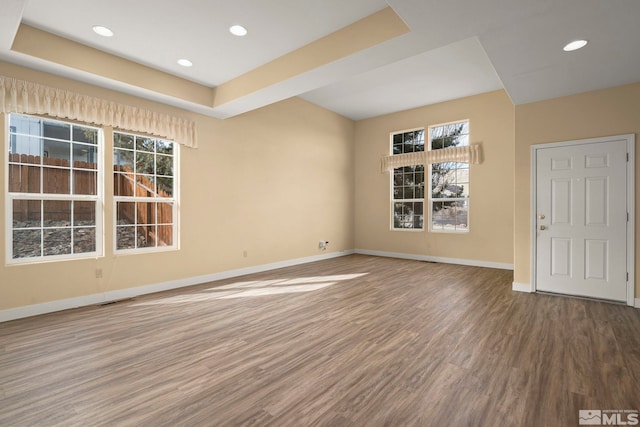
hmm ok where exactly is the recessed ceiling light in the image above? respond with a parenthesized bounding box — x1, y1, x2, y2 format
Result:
(229, 25, 248, 37)
(563, 39, 588, 52)
(92, 25, 114, 37)
(177, 59, 193, 67)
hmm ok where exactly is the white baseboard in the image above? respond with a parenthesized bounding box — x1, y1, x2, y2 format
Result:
(512, 282, 533, 293)
(354, 249, 514, 270)
(0, 250, 355, 323)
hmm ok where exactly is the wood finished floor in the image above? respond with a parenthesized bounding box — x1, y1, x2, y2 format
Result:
(1, 255, 639, 426)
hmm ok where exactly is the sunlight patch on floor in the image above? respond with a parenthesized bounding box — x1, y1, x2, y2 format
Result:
(133, 273, 368, 306)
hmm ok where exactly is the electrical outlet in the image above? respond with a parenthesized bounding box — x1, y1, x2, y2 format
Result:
(319, 241, 329, 249)
(95, 268, 103, 279)
(243, 250, 248, 258)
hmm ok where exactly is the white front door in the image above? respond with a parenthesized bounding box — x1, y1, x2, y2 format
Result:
(535, 137, 630, 302)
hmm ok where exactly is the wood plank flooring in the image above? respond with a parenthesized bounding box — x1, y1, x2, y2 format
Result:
(1, 254, 639, 426)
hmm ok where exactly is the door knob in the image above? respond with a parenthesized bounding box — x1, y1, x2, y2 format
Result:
(538, 214, 546, 220)
(540, 225, 546, 230)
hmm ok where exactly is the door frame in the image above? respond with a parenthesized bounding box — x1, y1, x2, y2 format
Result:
(530, 134, 635, 306)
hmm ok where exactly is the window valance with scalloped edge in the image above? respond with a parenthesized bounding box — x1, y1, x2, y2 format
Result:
(0, 75, 197, 148)
(380, 143, 481, 172)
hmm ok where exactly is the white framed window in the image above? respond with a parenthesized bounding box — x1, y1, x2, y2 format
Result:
(429, 120, 470, 232)
(113, 131, 178, 253)
(6, 114, 103, 263)
(391, 129, 425, 230)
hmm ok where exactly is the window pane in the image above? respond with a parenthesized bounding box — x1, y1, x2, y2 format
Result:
(430, 122, 469, 152)
(43, 228, 72, 256)
(413, 132, 425, 152)
(442, 123, 461, 137)
(136, 137, 155, 152)
(10, 114, 42, 136)
(74, 201, 96, 226)
(10, 135, 42, 159)
(456, 201, 469, 230)
(156, 140, 173, 155)
(73, 170, 97, 195)
(156, 155, 173, 176)
(157, 202, 173, 224)
(458, 182, 469, 198)
(43, 121, 70, 140)
(73, 228, 96, 254)
(459, 121, 470, 135)
(431, 202, 444, 230)
(13, 200, 41, 228)
(402, 172, 414, 186)
(13, 229, 41, 258)
(136, 175, 155, 197)
(137, 202, 156, 225)
(43, 200, 71, 227)
(114, 149, 134, 173)
(137, 225, 156, 248)
(73, 126, 98, 144)
(43, 139, 70, 165)
(432, 164, 459, 198)
(414, 202, 424, 216)
(116, 226, 135, 250)
(73, 144, 98, 168)
(114, 133, 134, 149)
(157, 225, 173, 246)
(432, 202, 457, 230)
(393, 130, 425, 155)
(114, 173, 134, 196)
(403, 186, 415, 199)
(156, 177, 173, 196)
(454, 134, 469, 147)
(9, 164, 41, 193)
(43, 167, 70, 194)
(393, 201, 423, 229)
(393, 203, 404, 228)
(117, 202, 135, 225)
(136, 152, 155, 175)
(393, 170, 403, 187)
(451, 162, 468, 170)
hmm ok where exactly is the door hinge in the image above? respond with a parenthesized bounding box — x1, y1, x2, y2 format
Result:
(627, 152, 630, 161)
(628, 212, 630, 222)
(627, 272, 629, 281)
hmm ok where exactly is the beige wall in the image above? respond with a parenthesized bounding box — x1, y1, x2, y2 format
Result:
(3, 60, 637, 313)
(354, 90, 515, 265)
(0, 62, 355, 310)
(514, 83, 640, 297)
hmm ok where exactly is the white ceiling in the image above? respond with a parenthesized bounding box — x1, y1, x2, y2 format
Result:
(1, 0, 639, 120)
(20, 0, 390, 87)
(300, 37, 503, 120)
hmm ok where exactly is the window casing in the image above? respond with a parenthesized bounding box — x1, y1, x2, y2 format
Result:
(429, 120, 470, 232)
(113, 131, 178, 252)
(6, 114, 103, 263)
(391, 129, 425, 230)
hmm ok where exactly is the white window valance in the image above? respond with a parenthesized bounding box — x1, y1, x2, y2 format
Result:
(0, 75, 197, 148)
(381, 143, 481, 172)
